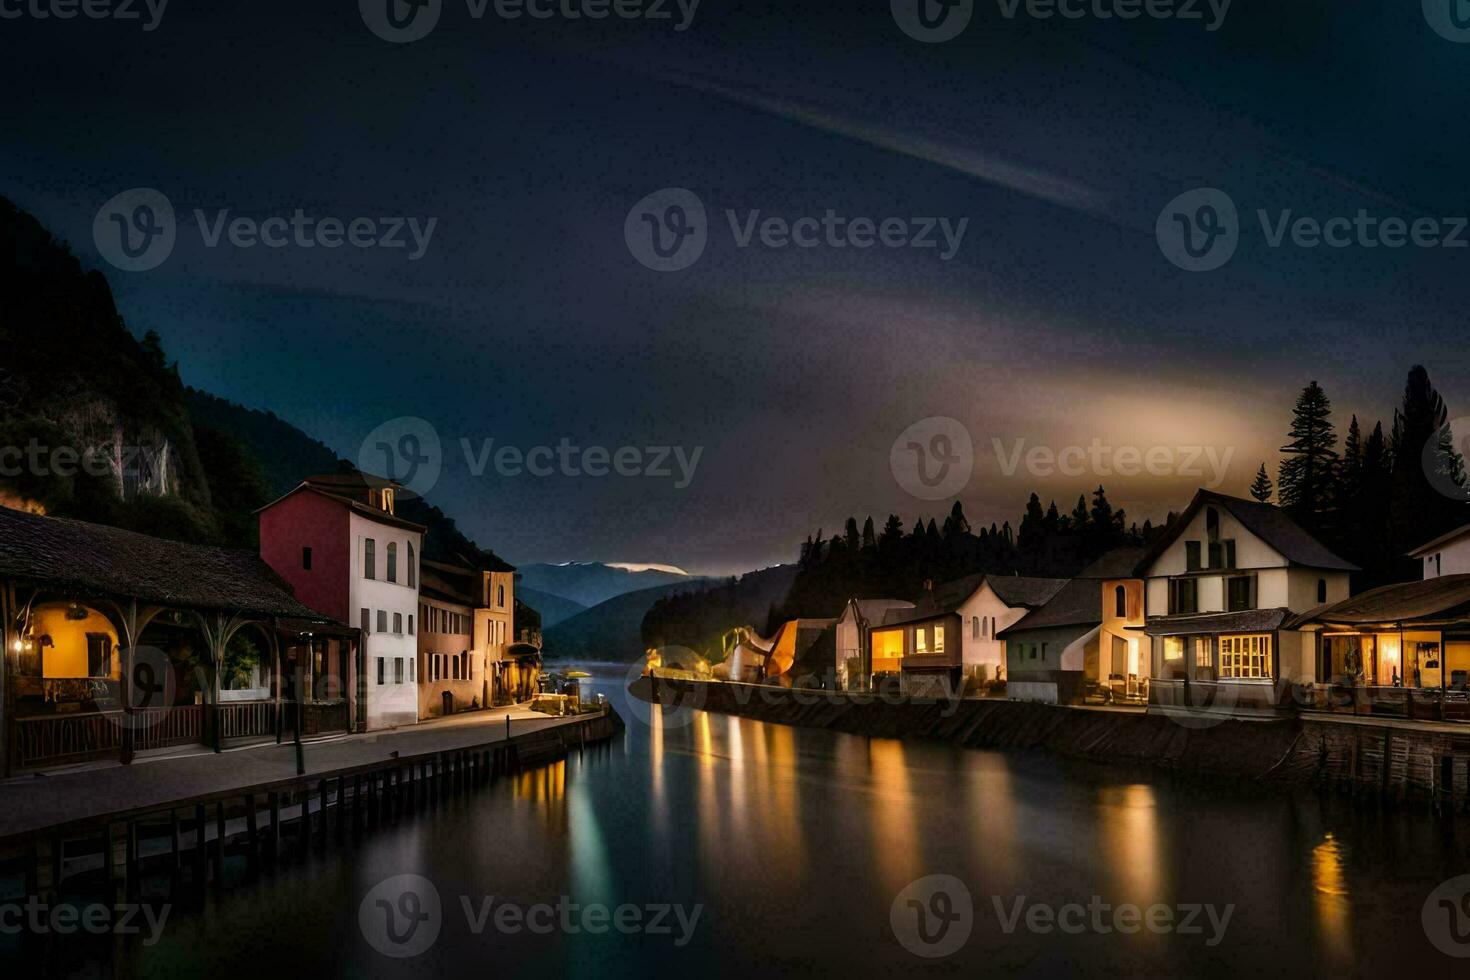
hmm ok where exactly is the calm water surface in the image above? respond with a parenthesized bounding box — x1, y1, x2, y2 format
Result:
(58, 666, 1470, 975)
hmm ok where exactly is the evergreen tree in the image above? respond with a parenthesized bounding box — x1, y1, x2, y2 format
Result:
(861, 516, 877, 552)
(1277, 380, 1338, 529)
(843, 517, 861, 553)
(1249, 463, 1274, 503)
(1390, 365, 1469, 559)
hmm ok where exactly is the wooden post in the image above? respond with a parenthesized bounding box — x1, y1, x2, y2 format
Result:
(213, 802, 226, 885)
(244, 793, 260, 877)
(268, 793, 281, 861)
(194, 804, 208, 894)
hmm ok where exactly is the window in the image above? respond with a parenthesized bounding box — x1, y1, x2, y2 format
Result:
(1206, 507, 1219, 541)
(933, 625, 945, 653)
(1194, 637, 1213, 668)
(86, 634, 112, 678)
(361, 608, 370, 634)
(302, 546, 312, 570)
(393, 612, 403, 634)
(1169, 578, 1198, 615)
(1164, 636, 1185, 660)
(915, 628, 928, 654)
(1041, 642, 1048, 661)
(452, 656, 460, 680)
(497, 583, 506, 607)
(381, 488, 395, 513)
(408, 543, 416, 588)
(972, 616, 980, 640)
(1186, 541, 1201, 571)
(376, 657, 385, 685)
(408, 615, 414, 636)
(387, 542, 398, 583)
(431, 656, 438, 680)
(1226, 576, 1255, 612)
(1317, 578, 1328, 604)
(1114, 585, 1127, 618)
(1028, 643, 1038, 661)
(1219, 634, 1272, 679)
(394, 658, 404, 684)
(377, 610, 387, 633)
(364, 538, 376, 579)
(409, 658, 414, 680)
(991, 616, 997, 638)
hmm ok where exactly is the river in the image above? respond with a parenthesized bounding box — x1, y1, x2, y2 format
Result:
(49, 665, 1470, 975)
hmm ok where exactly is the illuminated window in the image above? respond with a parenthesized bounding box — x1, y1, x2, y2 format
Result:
(1219, 634, 1272, 679)
(1194, 637, 1212, 668)
(915, 628, 928, 654)
(872, 630, 905, 672)
(1164, 636, 1185, 660)
(934, 625, 945, 653)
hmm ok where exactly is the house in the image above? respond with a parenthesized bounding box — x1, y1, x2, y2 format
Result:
(833, 599, 914, 690)
(1290, 574, 1470, 720)
(1137, 489, 1356, 716)
(258, 472, 424, 729)
(473, 558, 522, 704)
(867, 574, 1067, 697)
(1409, 522, 1470, 580)
(1000, 547, 1147, 705)
(0, 506, 350, 773)
(417, 560, 480, 718)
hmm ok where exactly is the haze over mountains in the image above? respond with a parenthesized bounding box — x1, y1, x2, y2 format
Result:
(516, 562, 706, 609)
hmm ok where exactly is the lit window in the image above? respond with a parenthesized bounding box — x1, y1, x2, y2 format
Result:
(1164, 636, 1185, 660)
(1219, 634, 1272, 679)
(1194, 637, 1212, 668)
(933, 625, 945, 653)
(915, 628, 928, 654)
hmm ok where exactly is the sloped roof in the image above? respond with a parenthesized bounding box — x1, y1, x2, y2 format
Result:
(1289, 574, 1470, 627)
(985, 575, 1070, 608)
(0, 506, 332, 620)
(420, 560, 476, 607)
(1408, 522, 1470, 558)
(997, 578, 1103, 636)
(1076, 546, 1147, 580)
(880, 574, 1067, 627)
(1142, 608, 1290, 636)
(256, 480, 426, 533)
(846, 598, 915, 626)
(1134, 489, 1356, 575)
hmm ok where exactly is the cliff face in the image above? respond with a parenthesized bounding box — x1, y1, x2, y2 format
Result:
(0, 196, 219, 541)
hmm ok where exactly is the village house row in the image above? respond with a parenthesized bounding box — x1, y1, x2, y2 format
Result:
(0, 472, 542, 773)
(721, 489, 1470, 723)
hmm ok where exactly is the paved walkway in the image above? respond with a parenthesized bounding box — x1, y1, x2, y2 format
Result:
(0, 705, 597, 840)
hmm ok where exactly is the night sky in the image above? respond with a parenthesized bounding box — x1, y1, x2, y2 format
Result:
(4, 1, 1467, 574)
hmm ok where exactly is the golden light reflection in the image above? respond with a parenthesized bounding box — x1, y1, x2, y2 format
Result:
(966, 755, 1019, 890)
(513, 761, 568, 833)
(870, 739, 920, 895)
(1097, 783, 1161, 902)
(1312, 833, 1353, 973)
(648, 707, 666, 839)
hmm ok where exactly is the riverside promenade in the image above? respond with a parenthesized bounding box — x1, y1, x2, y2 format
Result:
(0, 704, 616, 842)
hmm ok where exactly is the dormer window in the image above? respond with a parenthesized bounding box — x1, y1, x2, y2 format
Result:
(381, 488, 395, 514)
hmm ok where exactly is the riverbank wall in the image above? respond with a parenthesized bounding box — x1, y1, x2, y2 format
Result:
(0, 706, 625, 908)
(631, 677, 1470, 808)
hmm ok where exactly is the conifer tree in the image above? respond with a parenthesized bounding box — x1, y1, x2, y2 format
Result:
(1277, 380, 1338, 529)
(1249, 463, 1273, 503)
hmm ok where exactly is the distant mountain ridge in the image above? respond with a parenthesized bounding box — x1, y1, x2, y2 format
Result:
(542, 580, 708, 662)
(517, 561, 707, 608)
(516, 586, 587, 628)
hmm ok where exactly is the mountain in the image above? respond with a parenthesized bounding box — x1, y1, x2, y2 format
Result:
(517, 561, 705, 608)
(515, 586, 587, 628)
(541, 580, 707, 662)
(184, 388, 338, 497)
(641, 564, 801, 661)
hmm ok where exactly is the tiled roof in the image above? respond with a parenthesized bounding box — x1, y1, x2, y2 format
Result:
(1142, 608, 1290, 636)
(0, 506, 332, 619)
(1134, 490, 1357, 575)
(997, 578, 1103, 636)
(1288, 573, 1470, 627)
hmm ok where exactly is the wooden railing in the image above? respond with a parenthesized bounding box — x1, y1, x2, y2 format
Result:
(1312, 684, 1470, 721)
(12, 704, 204, 769)
(132, 705, 204, 751)
(216, 700, 278, 740)
(303, 700, 350, 736)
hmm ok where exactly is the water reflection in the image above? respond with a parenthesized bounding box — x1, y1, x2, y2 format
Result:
(869, 739, 920, 895)
(1312, 832, 1353, 974)
(1097, 783, 1161, 902)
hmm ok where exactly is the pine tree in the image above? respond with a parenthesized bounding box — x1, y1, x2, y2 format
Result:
(861, 516, 877, 552)
(1390, 365, 1469, 559)
(1277, 380, 1338, 529)
(1249, 463, 1273, 503)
